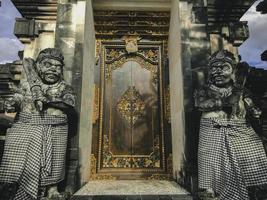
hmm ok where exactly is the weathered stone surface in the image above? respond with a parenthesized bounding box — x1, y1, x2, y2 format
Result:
(14, 18, 37, 37)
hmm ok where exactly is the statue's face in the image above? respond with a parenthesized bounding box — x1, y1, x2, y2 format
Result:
(209, 61, 233, 87)
(36, 58, 63, 84)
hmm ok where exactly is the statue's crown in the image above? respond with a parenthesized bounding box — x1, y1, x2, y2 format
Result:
(209, 50, 236, 67)
(36, 48, 64, 64)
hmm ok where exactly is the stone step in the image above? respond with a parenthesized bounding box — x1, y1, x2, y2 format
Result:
(71, 195, 192, 200)
(71, 180, 192, 200)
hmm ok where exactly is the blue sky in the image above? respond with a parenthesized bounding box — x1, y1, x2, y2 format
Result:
(0, 0, 266, 68)
(0, 0, 24, 63)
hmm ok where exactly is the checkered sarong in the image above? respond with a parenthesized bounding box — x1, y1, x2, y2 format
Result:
(198, 117, 267, 200)
(0, 112, 68, 199)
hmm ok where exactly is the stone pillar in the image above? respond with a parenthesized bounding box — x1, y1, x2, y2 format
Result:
(168, 0, 185, 181)
(76, 0, 95, 185)
(54, 0, 95, 189)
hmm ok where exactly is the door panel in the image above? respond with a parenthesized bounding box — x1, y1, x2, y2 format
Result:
(95, 41, 169, 177)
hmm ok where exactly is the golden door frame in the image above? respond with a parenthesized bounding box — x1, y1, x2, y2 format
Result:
(92, 41, 171, 179)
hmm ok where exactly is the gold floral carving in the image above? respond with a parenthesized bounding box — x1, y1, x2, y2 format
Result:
(132, 135, 160, 168)
(116, 86, 145, 125)
(102, 135, 161, 169)
(102, 135, 132, 168)
(89, 154, 116, 180)
(106, 56, 158, 84)
(106, 48, 126, 62)
(147, 154, 173, 180)
(105, 48, 159, 82)
(106, 48, 159, 64)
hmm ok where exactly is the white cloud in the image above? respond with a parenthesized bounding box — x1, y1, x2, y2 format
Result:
(0, 38, 24, 64)
(239, 0, 267, 69)
(0, 0, 24, 64)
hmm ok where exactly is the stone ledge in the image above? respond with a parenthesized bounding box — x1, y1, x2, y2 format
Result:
(72, 180, 192, 200)
(71, 195, 192, 200)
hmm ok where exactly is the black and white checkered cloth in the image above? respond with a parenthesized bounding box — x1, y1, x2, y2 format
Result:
(198, 117, 267, 200)
(0, 112, 68, 200)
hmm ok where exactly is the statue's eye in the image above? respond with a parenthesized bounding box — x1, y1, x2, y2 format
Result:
(43, 62, 51, 67)
(210, 67, 217, 72)
(222, 65, 230, 71)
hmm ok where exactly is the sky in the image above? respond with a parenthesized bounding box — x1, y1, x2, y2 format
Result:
(239, 0, 267, 68)
(0, 0, 266, 68)
(0, 0, 24, 64)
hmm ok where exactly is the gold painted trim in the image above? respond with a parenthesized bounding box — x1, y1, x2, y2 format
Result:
(92, 84, 100, 124)
(159, 44, 166, 171)
(97, 44, 106, 172)
(165, 85, 171, 123)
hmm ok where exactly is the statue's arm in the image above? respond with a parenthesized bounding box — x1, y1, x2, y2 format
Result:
(243, 90, 261, 119)
(4, 81, 27, 112)
(194, 89, 222, 112)
(45, 85, 76, 111)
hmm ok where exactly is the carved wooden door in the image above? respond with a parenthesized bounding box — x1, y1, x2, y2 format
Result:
(92, 41, 171, 179)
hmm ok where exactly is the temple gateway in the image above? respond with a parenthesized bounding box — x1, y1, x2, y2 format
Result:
(1, 0, 267, 199)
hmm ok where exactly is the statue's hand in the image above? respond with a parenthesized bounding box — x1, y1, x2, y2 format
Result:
(4, 97, 16, 112)
(47, 96, 63, 103)
(250, 107, 262, 118)
(34, 100, 44, 112)
(244, 97, 262, 118)
(224, 93, 240, 107)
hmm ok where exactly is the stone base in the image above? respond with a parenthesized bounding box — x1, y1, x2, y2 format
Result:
(71, 180, 192, 200)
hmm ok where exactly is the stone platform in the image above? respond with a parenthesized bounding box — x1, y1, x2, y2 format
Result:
(71, 180, 192, 200)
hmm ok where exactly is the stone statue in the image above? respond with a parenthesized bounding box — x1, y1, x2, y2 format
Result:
(0, 48, 75, 199)
(194, 50, 267, 199)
